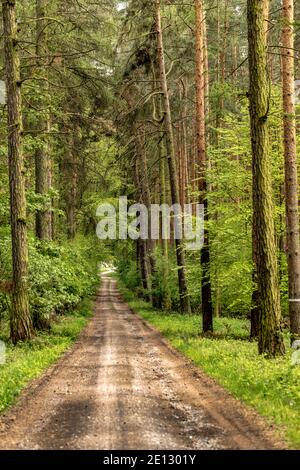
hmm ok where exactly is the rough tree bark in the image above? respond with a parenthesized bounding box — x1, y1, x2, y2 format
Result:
(195, 0, 213, 332)
(281, 0, 300, 341)
(159, 134, 172, 311)
(250, 0, 271, 340)
(179, 79, 189, 207)
(155, 0, 191, 313)
(140, 126, 160, 308)
(136, 126, 158, 305)
(247, 0, 285, 356)
(220, 0, 228, 113)
(2, 0, 32, 343)
(35, 0, 52, 240)
(123, 88, 153, 301)
(135, 155, 151, 299)
(213, 2, 223, 318)
(62, 121, 78, 240)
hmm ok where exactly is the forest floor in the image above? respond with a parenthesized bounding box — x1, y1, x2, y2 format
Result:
(0, 275, 285, 450)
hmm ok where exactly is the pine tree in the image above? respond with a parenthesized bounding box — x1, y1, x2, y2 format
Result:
(154, 0, 191, 313)
(2, 0, 32, 343)
(195, 0, 213, 332)
(281, 0, 300, 341)
(35, 0, 52, 240)
(247, 0, 285, 356)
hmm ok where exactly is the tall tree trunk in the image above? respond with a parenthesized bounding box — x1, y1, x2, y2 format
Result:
(282, 0, 300, 341)
(2, 0, 32, 343)
(138, 126, 159, 307)
(159, 135, 172, 311)
(195, 0, 213, 332)
(124, 89, 153, 301)
(250, 1, 270, 340)
(250, 235, 260, 339)
(133, 153, 152, 299)
(35, 0, 52, 240)
(155, 0, 191, 313)
(219, 0, 228, 116)
(175, 122, 182, 207)
(179, 79, 189, 206)
(247, 0, 285, 356)
(213, 3, 223, 318)
(63, 127, 78, 240)
(203, 17, 210, 118)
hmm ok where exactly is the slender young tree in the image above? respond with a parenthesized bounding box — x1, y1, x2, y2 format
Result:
(139, 123, 160, 308)
(159, 137, 172, 310)
(124, 87, 154, 303)
(136, 125, 155, 304)
(281, 0, 300, 341)
(35, 0, 52, 240)
(195, 0, 213, 332)
(133, 150, 152, 299)
(155, 80, 171, 310)
(2, 0, 32, 343)
(155, 0, 191, 313)
(66, 132, 78, 240)
(247, 0, 285, 356)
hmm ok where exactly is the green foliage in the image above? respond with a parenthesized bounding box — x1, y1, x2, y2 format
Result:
(116, 88, 290, 317)
(117, 241, 141, 291)
(0, 232, 100, 329)
(27, 188, 59, 215)
(122, 286, 300, 449)
(153, 247, 180, 309)
(117, 244, 182, 308)
(29, 235, 99, 326)
(205, 88, 289, 317)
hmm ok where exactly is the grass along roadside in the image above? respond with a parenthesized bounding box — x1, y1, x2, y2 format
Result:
(119, 284, 300, 449)
(0, 298, 94, 414)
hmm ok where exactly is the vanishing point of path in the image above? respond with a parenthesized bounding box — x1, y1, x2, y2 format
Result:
(0, 275, 284, 450)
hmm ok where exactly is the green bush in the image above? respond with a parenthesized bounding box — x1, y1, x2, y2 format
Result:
(0, 231, 100, 330)
(121, 287, 300, 449)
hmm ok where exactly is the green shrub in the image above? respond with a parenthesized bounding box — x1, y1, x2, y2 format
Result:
(0, 232, 100, 330)
(121, 286, 300, 449)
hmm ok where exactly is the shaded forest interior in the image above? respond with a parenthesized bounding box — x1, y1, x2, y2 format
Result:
(0, 0, 300, 360)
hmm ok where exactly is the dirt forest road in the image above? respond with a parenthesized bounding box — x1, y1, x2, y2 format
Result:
(0, 275, 284, 450)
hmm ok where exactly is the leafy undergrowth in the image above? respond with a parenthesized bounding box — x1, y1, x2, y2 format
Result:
(0, 299, 93, 413)
(120, 285, 300, 449)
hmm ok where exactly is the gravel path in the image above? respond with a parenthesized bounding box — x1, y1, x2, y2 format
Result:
(0, 275, 284, 450)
